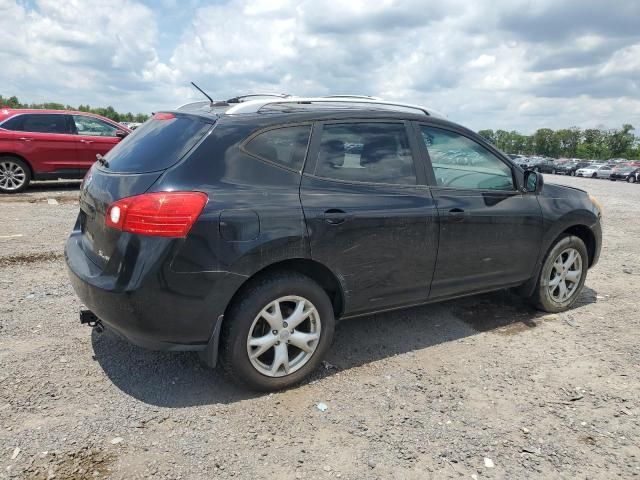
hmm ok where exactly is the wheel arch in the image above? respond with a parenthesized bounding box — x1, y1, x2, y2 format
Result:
(224, 258, 345, 320)
(562, 224, 596, 268)
(199, 258, 345, 369)
(0, 152, 34, 177)
(516, 222, 598, 298)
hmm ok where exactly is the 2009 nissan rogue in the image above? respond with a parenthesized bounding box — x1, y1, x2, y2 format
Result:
(65, 96, 602, 390)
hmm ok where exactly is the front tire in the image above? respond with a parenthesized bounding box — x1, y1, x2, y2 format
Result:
(628, 176, 636, 184)
(570, 171, 576, 176)
(220, 272, 335, 391)
(0, 157, 31, 193)
(529, 235, 588, 313)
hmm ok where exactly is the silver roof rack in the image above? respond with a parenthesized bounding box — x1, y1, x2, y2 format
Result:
(322, 94, 381, 100)
(226, 93, 292, 103)
(176, 100, 212, 110)
(225, 96, 443, 117)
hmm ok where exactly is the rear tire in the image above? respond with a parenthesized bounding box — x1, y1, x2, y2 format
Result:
(570, 171, 576, 176)
(220, 272, 335, 391)
(0, 157, 31, 193)
(529, 235, 588, 313)
(591, 173, 597, 178)
(628, 176, 636, 184)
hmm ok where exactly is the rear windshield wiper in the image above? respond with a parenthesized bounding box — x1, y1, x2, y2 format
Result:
(96, 154, 109, 168)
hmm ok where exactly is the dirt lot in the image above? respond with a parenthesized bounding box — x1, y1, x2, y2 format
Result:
(1, 176, 639, 479)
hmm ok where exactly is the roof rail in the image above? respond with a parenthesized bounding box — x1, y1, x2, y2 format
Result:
(322, 95, 381, 100)
(226, 93, 291, 103)
(225, 97, 442, 117)
(176, 100, 214, 111)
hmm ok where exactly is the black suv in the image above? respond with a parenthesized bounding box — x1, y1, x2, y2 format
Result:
(556, 161, 592, 176)
(524, 157, 557, 174)
(66, 96, 603, 390)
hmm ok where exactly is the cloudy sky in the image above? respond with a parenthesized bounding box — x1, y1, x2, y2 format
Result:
(2, 0, 639, 132)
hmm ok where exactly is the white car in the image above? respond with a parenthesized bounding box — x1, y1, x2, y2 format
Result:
(575, 164, 613, 178)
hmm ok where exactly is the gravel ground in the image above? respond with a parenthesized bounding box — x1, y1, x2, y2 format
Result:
(1, 176, 639, 479)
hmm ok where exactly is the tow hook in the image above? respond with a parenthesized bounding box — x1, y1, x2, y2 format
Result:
(80, 309, 104, 333)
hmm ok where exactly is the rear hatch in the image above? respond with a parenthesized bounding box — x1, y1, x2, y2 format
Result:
(77, 113, 214, 269)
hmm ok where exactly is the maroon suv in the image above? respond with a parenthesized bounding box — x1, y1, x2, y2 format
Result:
(0, 109, 131, 193)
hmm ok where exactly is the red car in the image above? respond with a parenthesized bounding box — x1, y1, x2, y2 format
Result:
(0, 109, 131, 193)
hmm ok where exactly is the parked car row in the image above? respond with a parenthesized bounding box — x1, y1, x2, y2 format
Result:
(505, 154, 640, 183)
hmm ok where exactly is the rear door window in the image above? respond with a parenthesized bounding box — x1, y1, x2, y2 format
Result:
(313, 122, 416, 185)
(9, 114, 70, 134)
(243, 125, 311, 171)
(102, 113, 212, 173)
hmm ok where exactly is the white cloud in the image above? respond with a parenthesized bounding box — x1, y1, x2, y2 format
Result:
(468, 55, 496, 68)
(1, 0, 639, 132)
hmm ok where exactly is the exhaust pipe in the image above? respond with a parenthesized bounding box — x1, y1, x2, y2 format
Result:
(79, 309, 104, 333)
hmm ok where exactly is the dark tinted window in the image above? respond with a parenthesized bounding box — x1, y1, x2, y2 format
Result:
(314, 123, 416, 185)
(102, 114, 212, 173)
(244, 125, 311, 171)
(7, 114, 69, 134)
(420, 126, 514, 191)
(1, 115, 24, 131)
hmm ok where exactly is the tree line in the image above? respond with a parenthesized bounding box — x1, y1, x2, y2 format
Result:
(0, 95, 149, 123)
(3, 94, 639, 160)
(478, 125, 639, 160)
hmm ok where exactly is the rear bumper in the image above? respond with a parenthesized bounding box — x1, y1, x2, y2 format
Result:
(65, 233, 246, 352)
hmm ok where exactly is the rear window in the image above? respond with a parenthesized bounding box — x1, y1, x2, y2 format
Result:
(102, 114, 212, 173)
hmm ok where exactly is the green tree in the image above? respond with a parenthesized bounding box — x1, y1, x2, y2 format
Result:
(533, 128, 559, 157)
(478, 129, 496, 144)
(607, 124, 635, 157)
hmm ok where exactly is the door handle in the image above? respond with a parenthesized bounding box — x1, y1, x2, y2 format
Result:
(80, 139, 94, 144)
(323, 209, 347, 225)
(18, 137, 33, 142)
(448, 208, 467, 222)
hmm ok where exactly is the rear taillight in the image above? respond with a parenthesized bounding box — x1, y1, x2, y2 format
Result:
(105, 192, 208, 238)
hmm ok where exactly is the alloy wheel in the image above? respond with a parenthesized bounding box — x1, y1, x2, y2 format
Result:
(547, 248, 583, 303)
(0, 160, 27, 191)
(246, 296, 321, 377)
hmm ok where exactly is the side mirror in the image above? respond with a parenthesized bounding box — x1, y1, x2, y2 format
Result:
(115, 130, 128, 139)
(524, 170, 544, 193)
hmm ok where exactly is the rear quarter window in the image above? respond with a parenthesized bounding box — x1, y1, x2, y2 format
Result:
(243, 125, 311, 171)
(102, 114, 213, 173)
(1, 115, 24, 131)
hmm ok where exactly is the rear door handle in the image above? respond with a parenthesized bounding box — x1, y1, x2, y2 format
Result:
(19, 137, 33, 142)
(323, 209, 347, 225)
(448, 208, 467, 222)
(80, 139, 93, 144)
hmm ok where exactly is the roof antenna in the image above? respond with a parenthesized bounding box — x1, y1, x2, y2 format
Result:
(191, 81, 214, 106)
